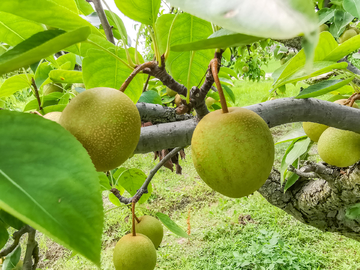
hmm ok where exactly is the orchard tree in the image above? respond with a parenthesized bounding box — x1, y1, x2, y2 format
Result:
(1, 0, 360, 269)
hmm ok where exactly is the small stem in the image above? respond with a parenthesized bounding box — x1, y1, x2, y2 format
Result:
(92, 0, 115, 44)
(143, 74, 151, 92)
(31, 78, 44, 114)
(23, 227, 37, 270)
(132, 200, 136, 236)
(134, 213, 141, 224)
(119, 62, 157, 92)
(210, 58, 228, 113)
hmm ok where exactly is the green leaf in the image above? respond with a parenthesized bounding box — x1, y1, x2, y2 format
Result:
(49, 70, 83, 84)
(313, 32, 339, 61)
(2, 245, 21, 270)
(275, 128, 306, 145)
(57, 53, 77, 70)
(346, 203, 360, 220)
(0, 220, 9, 249)
(156, 13, 213, 90)
(0, 111, 103, 265)
(221, 84, 236, 104)
(43, 104, 67, 114)
(220, 67, 238, 79)
(98, 172, 111, 191)
(343, 0, 360, 18)
(82, 49, 144, 103)
(34, 62, 53, 89)
(329, 10, 354, 38)
(156, 212, 189, 238)
(138, 91, 162, 105)
(295, 76, 354, 99)
(318, 8, 335, 25)
(167, 0, 318, 39)
(114, 0, 161, 25)
(0, 74, 33, 99)
(0, 12, 44, 46)
(0, 0, 101, 35)
(171, 29, 263, 51)
(325, 35, 360, 61)
(0, 27, 91, 76)
(24, 92, 63, 112)
(118, 169, 153, 204)
(75, 0, 94, 15)
(108, 193, 121, 206)
(283, 172, 300, 192)
(0, 210, 24, 230)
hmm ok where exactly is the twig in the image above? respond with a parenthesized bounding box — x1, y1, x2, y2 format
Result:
(132, 200, 136, 236)
(210, 57, 228, 113)
(23, 227, 37, 270)
(31, 78, 43, 114)
(288, 161, 339, 182)
(92, 0, 115, 44)
(143, 74, 151, 92)
(119, 62, 157, 92)
(0, 225, 30, 257)
(111, 147, 182, 204)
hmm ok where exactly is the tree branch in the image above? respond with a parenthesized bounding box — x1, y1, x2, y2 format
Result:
(23, 227, 37, 270)
(0, 225, 30, 257)
(134, 97, 360, 154)
(111, 147, 182, 204)
(91, 0, 115, 44)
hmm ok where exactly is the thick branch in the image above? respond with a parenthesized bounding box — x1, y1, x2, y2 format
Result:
(23, 227, 37, 270)
(135, 97, 360, 154)
(259, 164, 360, 241)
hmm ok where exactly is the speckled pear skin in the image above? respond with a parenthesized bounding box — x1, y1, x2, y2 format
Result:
(134, 215, 164, 249)
(43, 112, 62, 123)
(318, 127, 360, 167)
(191, 107, 274, 198)
(59, 87, 141, 172)
(113, 233, 156, 270)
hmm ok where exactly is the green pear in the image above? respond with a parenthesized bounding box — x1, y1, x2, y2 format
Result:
(43, 112, 62, 123)
(205, 97, 217, 108)
(339, 29, 357, 43)
(302, 122, 328, 142)
(134, 216, 163, 249)
(319, 24, 329, 32)
(166, 87, 177, 97)
(318, 127, 360, 167)
(113, 233, 156, 270)
(59, 87, 141, 172)
(191, 107, 274, 198)
(242, 66, 249, 73)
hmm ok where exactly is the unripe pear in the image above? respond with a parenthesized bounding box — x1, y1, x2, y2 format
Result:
(43, 112, 62, 123)
(175, 94, 182, 106)
(205, 97, 216, 108)
(166, 87, 177, 97)
(302, 122, 328, 142)
(242, 66, 249, 73)
(319, 24, 329, 32)
(191, 107, 274, 198)
(59, 87, 141, 172)
(43, 83, 63, 95)
(318, 127, 360, 167)
(334, 99, 359, 108)
(134, 216, 163, 249)
(339, 29, 357, 43)
(113, 233, 156, 270)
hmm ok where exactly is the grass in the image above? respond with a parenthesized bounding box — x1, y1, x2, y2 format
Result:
(8, 76, 360, 269)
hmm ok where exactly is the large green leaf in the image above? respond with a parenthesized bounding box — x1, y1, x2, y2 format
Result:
(57, 53, 77, 70)
(324, 35, 360, 61)
(0, 0, 100, 35)
(329, 10, 354, 38)
(49, 70, 83, 84)
(24, 92, 63, 112)
(167, 0, 317, 39)
(156, 13, 213, 89)
(343, 0, 360, 18)
(318, 8, 335, 25)
(0, 12, 44, 46)
(156, 212, 189, 238)
(82, 48, 144, 103)
(138, 90, 162, 105)
(0, 74, 33, 98)
(0, 27, 91, 76)
(0, 111, 103, 265)
(0, 220, 8, 249)
(114, 0, 161, 25)
(34, 62, 53, 89)
(313, 32, 339, 61)
(171, 29, 263, 51)
(2, 245, 21, 270)
(74, 0, 94, 15)
(295, 76, 355, 99)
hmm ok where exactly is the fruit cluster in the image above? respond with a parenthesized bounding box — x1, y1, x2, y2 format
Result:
(303, 99, 360, 167)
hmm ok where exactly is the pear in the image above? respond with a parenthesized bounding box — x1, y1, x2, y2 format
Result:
(174, 94, 182, 106)
(302, 122, 328, 142)
(242, 66, 249, 73)
(339, 29, 357, 43)
(59, 87, 141, 172)
(318, 127, 360, 167)
(113, 233, 156, 270)
(319, 24, 329, 32)
(205, 97, 216, 108)
(166, 87, 177, 97)
(43, 112, 62, 123)
(334, 99, 359, 108)
(134, 216, 163, 249)
(191, 107, 274, 198)
(43, 83, 63, 95)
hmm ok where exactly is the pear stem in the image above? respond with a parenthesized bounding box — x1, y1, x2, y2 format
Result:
(132, 200, 136, 236)
(210, 58, 228, 113)
(119, 61, 157, 92)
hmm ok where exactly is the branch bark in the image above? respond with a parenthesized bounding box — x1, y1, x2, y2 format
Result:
(134, 97, 360, 154)
(91, 0, 115, 44)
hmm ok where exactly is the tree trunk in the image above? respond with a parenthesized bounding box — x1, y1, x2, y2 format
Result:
(258, 166, 360, 241)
